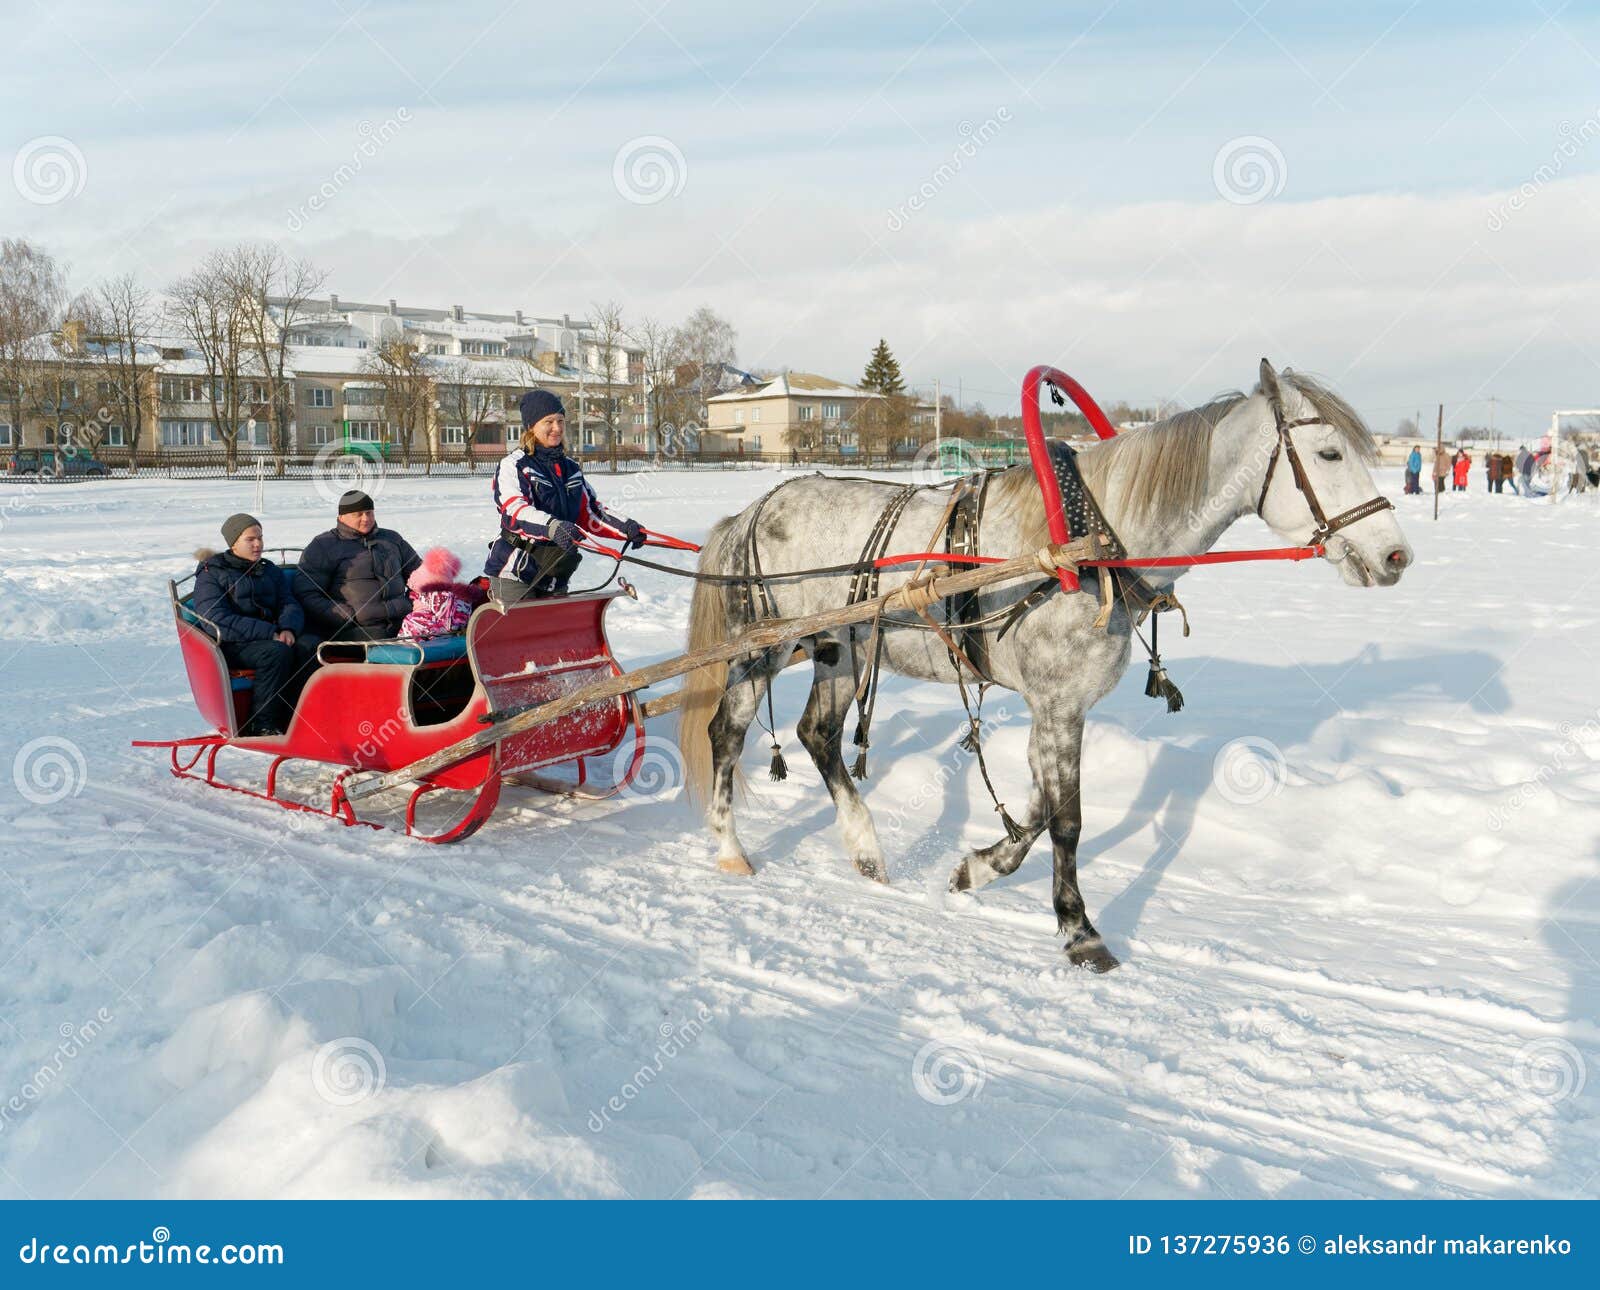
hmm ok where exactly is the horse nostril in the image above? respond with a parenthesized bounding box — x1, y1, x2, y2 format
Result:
(1384, 546, 1410, 570)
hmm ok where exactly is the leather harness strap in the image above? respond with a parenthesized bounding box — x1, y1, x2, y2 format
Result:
(1256, 408, 1395, 543)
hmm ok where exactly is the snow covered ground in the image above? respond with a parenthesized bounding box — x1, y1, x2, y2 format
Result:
(0, 465, 1596, 1200)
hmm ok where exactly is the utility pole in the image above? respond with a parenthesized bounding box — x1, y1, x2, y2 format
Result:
(934, 377, 942, 452)
(1488, 394, 1497, 451)
(1433, 403, 1443, 522)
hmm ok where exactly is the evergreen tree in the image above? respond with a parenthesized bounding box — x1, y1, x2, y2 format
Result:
(860, 338, 905, 395)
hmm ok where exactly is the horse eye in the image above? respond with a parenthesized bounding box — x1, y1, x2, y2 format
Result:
(1318, 448, 1342, 462)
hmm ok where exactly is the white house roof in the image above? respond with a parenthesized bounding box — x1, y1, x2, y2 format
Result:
(708, 372, 877, 403)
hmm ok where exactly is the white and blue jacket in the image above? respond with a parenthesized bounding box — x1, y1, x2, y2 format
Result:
(491, 445, 630, 545)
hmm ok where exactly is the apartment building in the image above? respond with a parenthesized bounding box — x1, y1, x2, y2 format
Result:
(2, 297, 650, 463)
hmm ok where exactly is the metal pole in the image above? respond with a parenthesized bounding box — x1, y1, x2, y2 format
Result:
(1433, 403, 1443, 522)
(934, 377, 942, 451)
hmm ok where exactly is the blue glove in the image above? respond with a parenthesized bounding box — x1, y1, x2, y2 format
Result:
(621, 518, 645, 550)
(547, 520, 580, 553)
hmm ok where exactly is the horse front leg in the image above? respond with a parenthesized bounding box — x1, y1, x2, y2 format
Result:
(946, 704, 1056, 892)
(1039, 710, 1118, 972)
(947, 777, 1047, 892)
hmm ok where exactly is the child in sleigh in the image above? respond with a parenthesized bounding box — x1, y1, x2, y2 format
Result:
(400, 547, 487, 639)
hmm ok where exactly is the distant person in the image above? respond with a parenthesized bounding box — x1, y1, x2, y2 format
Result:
(1452, 448, 1471, 491)
(295, 490, 421, 640)
(1405, 446, 1422, 495)
(1515, 444, 1533, 495)
(1488, 451, 1504, 494)
(192, 513, 317, 737)
(1433, 445, 1450, 495)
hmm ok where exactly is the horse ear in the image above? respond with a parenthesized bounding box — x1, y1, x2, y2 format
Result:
(1258, 357, 1283, 408)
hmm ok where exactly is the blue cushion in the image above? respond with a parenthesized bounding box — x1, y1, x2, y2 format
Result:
(365, 636, 470, 665)
(231, 674, 254, 691)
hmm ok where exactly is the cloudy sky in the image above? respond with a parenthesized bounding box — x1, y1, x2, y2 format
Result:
(5, 0, 1600, 434)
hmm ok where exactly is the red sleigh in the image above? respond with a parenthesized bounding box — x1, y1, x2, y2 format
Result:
(134, 557, 644, 843)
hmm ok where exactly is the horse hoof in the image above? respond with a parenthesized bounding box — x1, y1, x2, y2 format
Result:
(853, 857, 889, 884)
(717, 856, 755, 876)
(1066, 941, 1121, 973)
(948, 863, 972, 893)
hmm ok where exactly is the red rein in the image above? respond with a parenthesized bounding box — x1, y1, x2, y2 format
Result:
(587, 373, 1325, 582)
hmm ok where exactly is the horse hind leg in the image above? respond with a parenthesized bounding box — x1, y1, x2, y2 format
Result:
(704, 651, 783, 876)
(796, 647, 888, 884)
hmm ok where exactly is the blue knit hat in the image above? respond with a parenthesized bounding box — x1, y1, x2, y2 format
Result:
(519, 389, 565, 428)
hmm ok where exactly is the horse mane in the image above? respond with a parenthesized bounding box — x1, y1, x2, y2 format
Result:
(994, 368, 1377, 537)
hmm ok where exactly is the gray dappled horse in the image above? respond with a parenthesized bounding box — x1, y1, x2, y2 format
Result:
(679, 361, 1411, 971)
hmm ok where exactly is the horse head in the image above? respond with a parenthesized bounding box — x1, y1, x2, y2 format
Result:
(1254, 358, 1412, 587)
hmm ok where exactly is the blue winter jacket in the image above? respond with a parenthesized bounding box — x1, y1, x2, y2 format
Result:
(491, 444, 630, 543)
(193, 552, 304, 643)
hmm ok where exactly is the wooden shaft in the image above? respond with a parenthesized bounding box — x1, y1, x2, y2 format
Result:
(343, 540, 1088, 802)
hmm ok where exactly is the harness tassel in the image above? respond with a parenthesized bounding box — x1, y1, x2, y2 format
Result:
(769, 741, 788, 781)
(998, 804, 1025, 842)
(959, 718, 981, 754)
(1144, 660, 1185, 713)
(850, 723, 870, 779)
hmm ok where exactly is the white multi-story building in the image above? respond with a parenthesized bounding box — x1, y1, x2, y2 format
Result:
(2, 296, 651, 464)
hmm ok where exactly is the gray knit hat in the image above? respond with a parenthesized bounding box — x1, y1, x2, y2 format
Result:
(221, 513, 260, 548)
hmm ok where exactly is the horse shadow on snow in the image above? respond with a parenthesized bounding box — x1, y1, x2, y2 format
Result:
(753, 644, 1510, 944)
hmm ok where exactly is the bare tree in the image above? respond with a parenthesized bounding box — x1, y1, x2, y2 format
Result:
(628, 314, 688, 463)
(583, 299, 630, 470)
(673, 305, 736, 402)
(77, 274, 157, 471)
(0, 239, 67, 456)
(436, 357, 504, 471)
(229, 244, 328, 474)
(362, 336, 434, 468)
(168, 252, 250, 473)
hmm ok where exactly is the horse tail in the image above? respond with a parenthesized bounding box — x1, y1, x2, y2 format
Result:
(679, 516, 739, 808)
